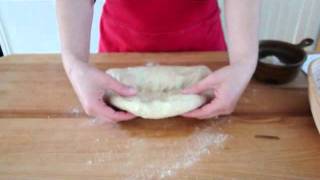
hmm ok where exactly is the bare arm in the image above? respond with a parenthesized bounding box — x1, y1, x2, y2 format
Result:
(225, 0, 260, 70)
(56, 0, 93, 70)
(182, 0, 260, 119)
(56, 0, 136, 122)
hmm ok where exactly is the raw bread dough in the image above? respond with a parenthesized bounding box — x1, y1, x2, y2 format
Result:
(105, 65, 211, 119)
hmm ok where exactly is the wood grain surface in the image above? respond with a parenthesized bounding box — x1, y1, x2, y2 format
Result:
(0, 53, 310, 118)
(0, 52, 317, 180)
(0, 116, 319, 180)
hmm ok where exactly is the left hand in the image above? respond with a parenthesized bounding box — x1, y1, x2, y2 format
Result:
(181, 63, 256, 119)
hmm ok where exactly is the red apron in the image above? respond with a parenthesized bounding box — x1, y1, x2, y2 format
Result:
(99, 0, 226, 52)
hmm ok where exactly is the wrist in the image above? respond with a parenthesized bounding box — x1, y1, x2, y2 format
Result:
(230, 56, 257, 74)
(228, 59, 257, 83)
(61, 54, 90, 81)
(228, 48, 258, 68)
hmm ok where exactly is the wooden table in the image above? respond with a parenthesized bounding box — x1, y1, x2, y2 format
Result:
(0, 52, 319, 180)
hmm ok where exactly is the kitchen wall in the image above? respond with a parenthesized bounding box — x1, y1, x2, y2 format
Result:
(0, 0, 104, 55)
(0, 0, 319, 55)
(219, 0, 320, 50)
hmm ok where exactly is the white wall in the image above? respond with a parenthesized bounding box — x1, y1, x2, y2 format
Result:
(219, 0, 320, 51)
(0, 0, 319, 55)
(259, 0, 320, 46)
(0, 0, 103, 55)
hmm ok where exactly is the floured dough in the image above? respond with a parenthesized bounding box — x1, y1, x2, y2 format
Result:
(105, 65, 211, 119)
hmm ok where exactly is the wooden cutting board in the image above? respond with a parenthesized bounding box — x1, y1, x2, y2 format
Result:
(0, 52, 310, 118)
(0, 52, 318, 180)
(1, 116, 319, 180)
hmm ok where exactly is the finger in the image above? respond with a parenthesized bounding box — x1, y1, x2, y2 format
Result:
(93, 102, 136, 122)
(197, 113, 222, 120)
(182, 99, 223, 118)
(105, 76, 137, 97)
(181, 74, 217, 94)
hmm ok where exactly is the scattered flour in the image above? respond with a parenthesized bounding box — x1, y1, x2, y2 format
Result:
(86, 160, 93, 166)
(70, 107, 81, 117)
(90, 118, 99, 124)
(83, 120, 229, 179)
(156, 131, 228, 179)
(126, 127, 228, 180)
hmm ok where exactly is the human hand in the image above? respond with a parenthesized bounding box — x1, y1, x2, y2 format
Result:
(67, 61, 137, 123)
(181, 63, 255, 119)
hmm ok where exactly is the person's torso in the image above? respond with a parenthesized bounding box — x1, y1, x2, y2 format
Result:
(99, 0, 227, 52)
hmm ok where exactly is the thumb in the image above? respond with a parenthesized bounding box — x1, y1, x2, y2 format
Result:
(105, 76, 137, 96)
(182, 75, 217, 94)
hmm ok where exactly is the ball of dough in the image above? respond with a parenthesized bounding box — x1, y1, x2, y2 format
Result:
(106, 65, 211, 119)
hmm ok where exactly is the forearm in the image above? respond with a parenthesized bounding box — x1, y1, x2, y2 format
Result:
(224, 0, 260, 70)
(56, 0, 94, 76)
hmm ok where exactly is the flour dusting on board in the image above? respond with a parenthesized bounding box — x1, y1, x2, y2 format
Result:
(84, 119, 229, 179)
(158, 131, 227, 179)
(70, 107, 81, 117)
(127, 123, 229, 180)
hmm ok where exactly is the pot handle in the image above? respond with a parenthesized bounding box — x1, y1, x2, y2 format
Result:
(296, 38, 314, 49)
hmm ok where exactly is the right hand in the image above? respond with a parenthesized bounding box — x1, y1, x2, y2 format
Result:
(67, 61, 137, 123)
